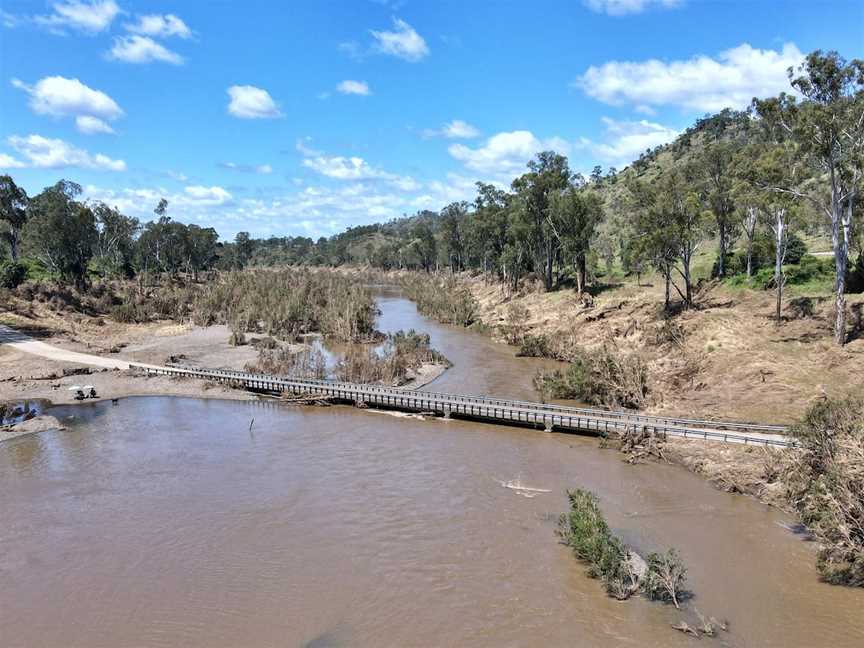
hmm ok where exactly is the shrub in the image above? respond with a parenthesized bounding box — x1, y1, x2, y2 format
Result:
(0, 261, 27, 289)
(399, 274, 479, 327)
(517, 334, 551, 357)
(557, 489, 689, 604)
(110, 302, 150, 323)
(785, 396, 864, 587)
(534, 346, 649, 409)
(641, 549, 688, 608)
(556, 489, 636, 598)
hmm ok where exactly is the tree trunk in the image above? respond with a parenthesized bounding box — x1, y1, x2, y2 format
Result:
(9, 229, 19, 261)
(717, 224, 727, 277)
(774, 210, 786, 325)
(663, 266, 671, 312)
(832, 204, 850, 344)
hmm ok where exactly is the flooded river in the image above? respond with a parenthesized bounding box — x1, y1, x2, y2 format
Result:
(1, 288, 863, 647)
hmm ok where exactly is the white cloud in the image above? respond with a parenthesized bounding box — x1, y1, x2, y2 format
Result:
(220, 162, 273, 174)
(184, 185, 233, 204)
(6, 134, 125, 171)
(449, 130, 570, 178)
(82, 181, 420, 240)
(76, 115, 115, 134)
(370, 18, 429, 62)
(0, 153, 27, 169)
(108, 35, 184, 65)
(125, 14, 192, 39)
(423, 119, 480, 139)
(336, 80, 371, 96)
(584, 0, 682, 16)
(12, 76, 124, 122)
(227, 85, 282, 119)
(302, 154, 409, 185)
(577, 42, 804, 112)
(579, 117, 679, 167)
(35, 0, 119, 34)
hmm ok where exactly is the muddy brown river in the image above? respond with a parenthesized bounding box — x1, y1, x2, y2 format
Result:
(1, 287, 863, 647)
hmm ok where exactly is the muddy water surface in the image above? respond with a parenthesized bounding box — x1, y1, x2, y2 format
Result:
(1, 288, 863, 647)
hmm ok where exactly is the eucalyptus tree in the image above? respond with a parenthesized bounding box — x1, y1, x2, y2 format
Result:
(754, 50, 864, 344)
(0, 174, 29, 261)
(92, 201, 140, 277)
(439, 201, 468, 272)
(511, 151, 571, 291)
(468, 182, 510, 276)
(548, 185, 604, 294)
(25, 180, 97, 290)
(700, 142, 739, 276)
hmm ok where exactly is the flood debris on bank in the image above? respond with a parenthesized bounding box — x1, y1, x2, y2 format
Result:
(608, 395, 864, 589)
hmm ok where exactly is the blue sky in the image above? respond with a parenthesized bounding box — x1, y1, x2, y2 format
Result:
(1, 0, 862, 240)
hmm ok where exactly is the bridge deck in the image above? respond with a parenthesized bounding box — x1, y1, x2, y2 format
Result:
(131, 364, 795, 448)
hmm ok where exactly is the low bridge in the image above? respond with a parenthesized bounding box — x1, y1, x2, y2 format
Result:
(132, 364, 795, 448)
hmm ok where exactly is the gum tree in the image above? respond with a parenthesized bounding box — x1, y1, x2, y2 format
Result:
(0, 174, 29, 261)
(755, 51, 864, 344)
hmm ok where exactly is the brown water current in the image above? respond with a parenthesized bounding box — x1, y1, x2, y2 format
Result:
(1, 287, 863, 647)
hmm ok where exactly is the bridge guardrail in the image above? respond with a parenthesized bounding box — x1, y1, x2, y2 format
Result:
(132, 363, 797, 448)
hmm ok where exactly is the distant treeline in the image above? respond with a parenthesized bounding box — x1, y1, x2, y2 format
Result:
(0, 179, 255, 290)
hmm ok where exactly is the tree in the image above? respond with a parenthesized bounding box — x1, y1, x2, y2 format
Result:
(234, 231, 254, 268)
(410, 221, 437, 272)
(439, 201, 468, 271)
(185, 225, 219, 279)
(755, 51, 864, 344)
(25, 180, 96, 290)
(512, 151, 572, 291)
(700, 142, 738, 277)
(92, 201, 140, 276)
(0, 175, 29, 261)
(549, 186, 604, 294)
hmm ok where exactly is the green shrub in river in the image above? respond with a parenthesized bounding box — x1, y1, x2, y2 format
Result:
(398, 274, 479, 327)
(557, 488, 689, 605)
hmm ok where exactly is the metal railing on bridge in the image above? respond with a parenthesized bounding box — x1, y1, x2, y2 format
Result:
(130, 364, 796, 448)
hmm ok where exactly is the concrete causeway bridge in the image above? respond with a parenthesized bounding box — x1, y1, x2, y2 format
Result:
(132, 364, 795, 448)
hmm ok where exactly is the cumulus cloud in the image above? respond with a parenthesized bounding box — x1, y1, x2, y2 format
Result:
(302, 154, 418, 189)
(6, 134, 126, 171)
(577, 42, 804, 112)
(0, 153, 27, 169)
(12, 76, 123, 123)
(422, 119, 480, 139)
(449, 130, 570, 178)
(370, 18, 429, 62)
(82, 181, 421, 240)
(578, 117, 679, 167)
(227, 85, 282, 119)
(220, 162, 273, 174)
(336, 80, 371, 96)
(184, 185, 233, 204)
(108, 35, 184, 64)
(76, 115, 115, 134)
(125, 14, 192, 39)
(584, 0, 682, 16)
(35, 0, 119, 34)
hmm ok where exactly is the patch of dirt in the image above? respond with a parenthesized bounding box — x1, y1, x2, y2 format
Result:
(462, 274, 864, 424)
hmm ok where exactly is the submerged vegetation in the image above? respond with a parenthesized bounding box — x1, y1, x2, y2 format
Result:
(557, 489, 688, 605)
(399, 274, 479, 327)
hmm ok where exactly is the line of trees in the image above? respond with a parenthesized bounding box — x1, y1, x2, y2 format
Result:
(0, 178, 255, 289)
(245, 50, 863, 345)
